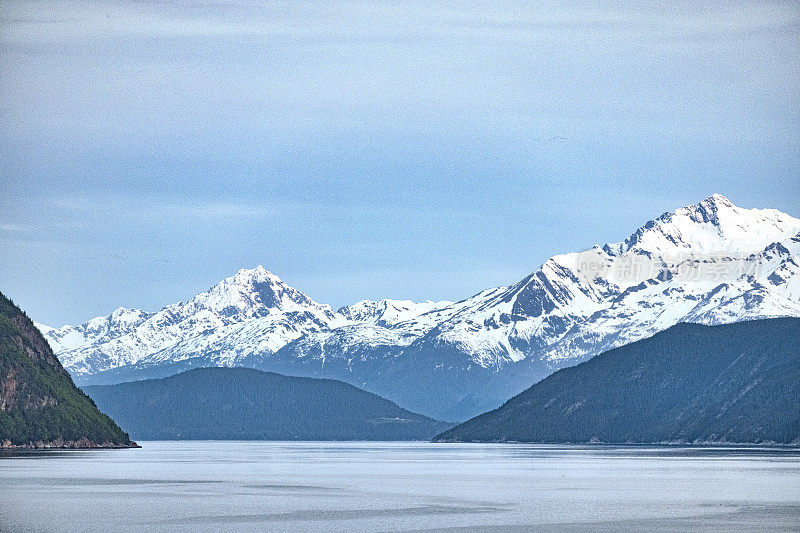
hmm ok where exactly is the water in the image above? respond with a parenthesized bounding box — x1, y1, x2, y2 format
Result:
(2, 442, 799, 532)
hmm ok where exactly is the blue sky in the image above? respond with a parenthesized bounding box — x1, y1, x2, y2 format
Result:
(1, 1, 799, 325)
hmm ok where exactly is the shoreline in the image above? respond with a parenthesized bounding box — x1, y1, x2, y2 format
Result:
(1, 440, 140, 450)
(431, 439, 800, 447)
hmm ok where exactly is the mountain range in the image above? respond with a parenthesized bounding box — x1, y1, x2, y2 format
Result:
(434, 318, 800, 444)
(38, 195, 800, 421)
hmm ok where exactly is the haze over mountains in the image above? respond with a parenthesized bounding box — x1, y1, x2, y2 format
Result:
(38, 195, 800, 420)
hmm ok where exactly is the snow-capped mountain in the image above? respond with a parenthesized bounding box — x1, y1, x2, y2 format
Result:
(423, 194, 800, 366)
(37, 195, 800, 420)
(37, 307, 153, 355)
(39, 266, 337, 376)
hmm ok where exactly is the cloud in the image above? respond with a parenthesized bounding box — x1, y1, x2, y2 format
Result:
(2, 0, 797, 49)
(0, 223, 32, 231)
(40, 194, 298, 220)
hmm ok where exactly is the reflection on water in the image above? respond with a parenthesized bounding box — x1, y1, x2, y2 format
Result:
(2, 442, 799, 532)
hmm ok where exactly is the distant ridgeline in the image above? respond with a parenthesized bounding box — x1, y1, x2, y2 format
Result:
(84, 367, 452, 441)
(0, 292, 134, 448)
(38, 196, 800, 422)
(435, 318, 800, 445)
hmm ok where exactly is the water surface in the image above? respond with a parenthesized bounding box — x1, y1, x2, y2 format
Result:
(2, 442, 799, 531)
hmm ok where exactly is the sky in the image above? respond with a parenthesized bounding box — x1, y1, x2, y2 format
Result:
(1, 0, 799, 326)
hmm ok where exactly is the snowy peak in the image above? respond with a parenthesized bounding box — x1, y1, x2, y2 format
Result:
(411, 195, 800, 369)
(605, 195, 800, 259)
(692, 193, 735, 221)
(680, 193, 735, 224)
(188, 266, 334, 320)
(37, 266, 341, 376)
(88, 307, 152, 334)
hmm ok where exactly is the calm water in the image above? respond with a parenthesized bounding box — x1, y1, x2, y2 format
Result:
(2, 442, 800, 532)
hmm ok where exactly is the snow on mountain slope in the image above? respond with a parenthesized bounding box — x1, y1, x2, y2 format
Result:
(414, 195, 800, 370)
(264, 196, 800, 420)
(603, 194, 798, 258)
(36, 195, 800, 419)
(37, 307, 152, 354)
(338, 299, 452, 327)
(38, 266, 338, 376)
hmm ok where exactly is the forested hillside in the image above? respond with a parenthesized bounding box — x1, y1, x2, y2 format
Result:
(0, 292, 134, 448)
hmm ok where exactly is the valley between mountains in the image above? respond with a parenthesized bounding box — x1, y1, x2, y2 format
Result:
(37, 195, 800, 421)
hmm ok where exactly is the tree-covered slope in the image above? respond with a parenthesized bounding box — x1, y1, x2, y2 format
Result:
(84, 367, 452, 441)
(434, 318, 800, 444)
(0, 292, 133, 448)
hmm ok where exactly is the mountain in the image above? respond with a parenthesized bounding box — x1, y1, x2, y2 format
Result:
(0, 291, 134, 448)
(83, 367, 451, 441)
(40, 267, 340, 377)
(266, 194, 800, 420)
(433, 318, 800, 444)
(39, 195, 800, 421)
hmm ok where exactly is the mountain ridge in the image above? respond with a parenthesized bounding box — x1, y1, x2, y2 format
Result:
(433, 317, 800, 444)
(37, 195, 800, 420)
(83, 367, 452, 441)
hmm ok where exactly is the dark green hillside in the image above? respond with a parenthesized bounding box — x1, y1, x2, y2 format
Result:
(0, 292, 134, 448)
(84, 367, 452, 441)
(435, 318, 800, 444)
